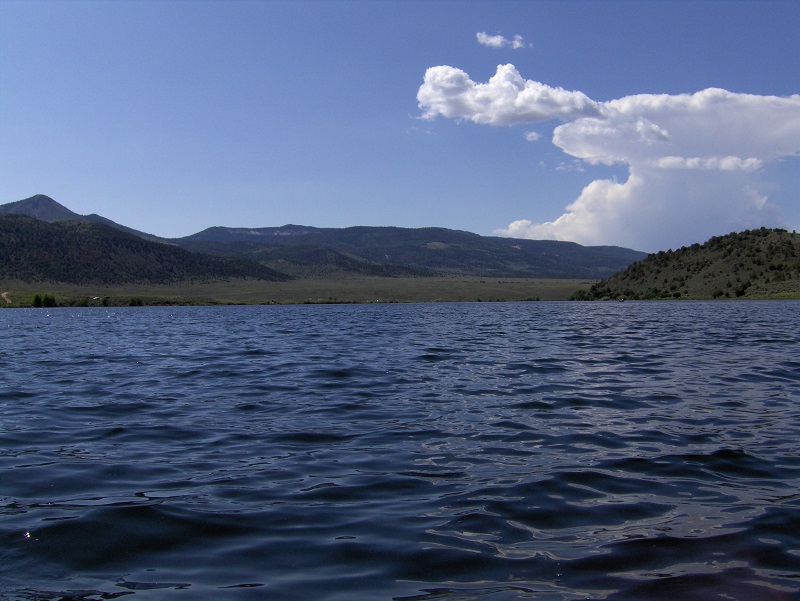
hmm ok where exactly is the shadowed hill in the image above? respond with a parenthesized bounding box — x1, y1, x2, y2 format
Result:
(0, 214, 290, 285)
(0, 194, 168, 243)
(176, 224, 646, 279)
(1, 194, 647, 279)
(0, 194, 82, 222)
(579, 228, 800, 300)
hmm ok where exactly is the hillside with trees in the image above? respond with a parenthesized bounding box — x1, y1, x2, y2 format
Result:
(175, 224, 645, 279)
(1, 195, 647, 280)
(0, 214, 290, 285)
(579, 228, 800, 300)
(0, 193, 166, 242)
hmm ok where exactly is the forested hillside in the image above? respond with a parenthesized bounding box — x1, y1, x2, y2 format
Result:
(1, 195, 648, 279)
(580, 228, 800, 300)
(0, 214, 290, 284)
(176, 225, 646, 279)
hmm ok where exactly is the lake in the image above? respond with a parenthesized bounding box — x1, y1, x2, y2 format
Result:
(1, 301, 798, 600)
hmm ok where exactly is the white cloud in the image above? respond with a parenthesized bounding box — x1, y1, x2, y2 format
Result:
(476, 32, 506, 48)
(650, 156, 763, 171)
(476, 32, 528, 49)
(554, 159, 584, 172)
(417, 64, 601, 125)
(524, 131, 541, 142)
(418, 64, 800, 250)
(496, 167, 784, 250)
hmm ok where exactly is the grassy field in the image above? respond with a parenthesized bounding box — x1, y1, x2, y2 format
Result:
(0, 277, 594, 307)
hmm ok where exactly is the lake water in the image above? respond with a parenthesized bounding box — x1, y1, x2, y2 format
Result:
(1, 301, 799, 601)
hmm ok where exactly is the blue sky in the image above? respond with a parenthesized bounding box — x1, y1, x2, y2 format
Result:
(1, 0, 798, 252)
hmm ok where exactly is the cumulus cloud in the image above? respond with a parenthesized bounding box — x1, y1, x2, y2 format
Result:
(499, 167, 784, 250)
(417, 64, 601, 125)
(524, 131, 541, 142)
(477, 32, 527, 49)
(417, 64, 800, 250)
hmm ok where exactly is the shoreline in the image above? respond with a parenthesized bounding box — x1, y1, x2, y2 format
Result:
(0, 277, 592, 307)
(3, 277, 797, 308)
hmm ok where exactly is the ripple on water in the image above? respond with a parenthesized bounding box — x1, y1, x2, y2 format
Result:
(1, 302, 799, 600)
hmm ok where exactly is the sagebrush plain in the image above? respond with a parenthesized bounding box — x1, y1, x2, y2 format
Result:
(0, 277, 592, 307)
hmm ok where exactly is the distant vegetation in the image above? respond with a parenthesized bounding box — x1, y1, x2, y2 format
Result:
(576, 228, 800, 300)
(0, 214, 289, 285)
(0, 195, 617, 305)
(9, 195, 796, 304)
(0, 193, 166, 242)
(0, 277, 591, 307)
(31, 293, 57, 308)
(176, 224, 646, 279)
(1, 195, 646, 282)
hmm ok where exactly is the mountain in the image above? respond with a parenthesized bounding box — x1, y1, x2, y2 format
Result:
(0, 214, 290, 285)
(173, 226, 436, 278)
(0, 195, 647, 280)
(0, 194, 167, 243)
(579, 228, 800, 300)
(0, 194, 82, 222)
(173, 225, 647, 279)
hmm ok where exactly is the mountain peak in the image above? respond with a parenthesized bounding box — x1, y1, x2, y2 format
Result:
(0, 194, 81, 222)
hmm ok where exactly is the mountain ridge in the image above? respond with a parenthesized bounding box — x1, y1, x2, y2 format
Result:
(0, 194, 168, 243)
(1, 194, 647, 281)
(0, 213, 290, 285)
(171, 219, 647, 279)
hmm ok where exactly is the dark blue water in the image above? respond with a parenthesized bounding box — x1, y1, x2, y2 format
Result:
(1, 301, 799, 601)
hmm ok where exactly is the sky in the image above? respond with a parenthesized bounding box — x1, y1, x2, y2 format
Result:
(1, 0, 798, 252)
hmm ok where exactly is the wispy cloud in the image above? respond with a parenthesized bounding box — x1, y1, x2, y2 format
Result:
(476, 32, 527, 49)
(418, 64, 800, 251)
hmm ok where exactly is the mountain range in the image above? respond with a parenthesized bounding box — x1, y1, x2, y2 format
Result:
(1, 194, 647, 284)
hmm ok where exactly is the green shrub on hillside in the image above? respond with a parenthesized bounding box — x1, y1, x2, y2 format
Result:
(580, 228, 800, 300)
(32, 293, 57, 307)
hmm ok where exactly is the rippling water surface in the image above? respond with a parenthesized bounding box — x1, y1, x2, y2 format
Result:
(1, 301, 799, 600)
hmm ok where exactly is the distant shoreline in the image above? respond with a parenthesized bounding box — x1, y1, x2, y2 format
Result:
(2, 280, 798, 308)
(0, 277, 593, 308)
